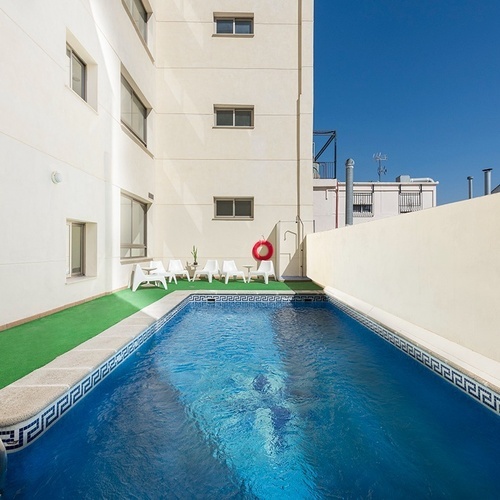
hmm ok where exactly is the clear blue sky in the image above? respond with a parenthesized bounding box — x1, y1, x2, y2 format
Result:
(313, 0, 500, 205)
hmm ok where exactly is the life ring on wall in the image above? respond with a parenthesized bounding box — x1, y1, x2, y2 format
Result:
(252, 239, 274, 261)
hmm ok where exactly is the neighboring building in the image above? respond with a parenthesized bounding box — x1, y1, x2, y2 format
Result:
(313, 175, 438, 231)
(492, 184, 500, 194)
(0, 1, 314, 327)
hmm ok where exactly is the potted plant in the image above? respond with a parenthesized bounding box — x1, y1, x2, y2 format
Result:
(191, 245, 198, 265)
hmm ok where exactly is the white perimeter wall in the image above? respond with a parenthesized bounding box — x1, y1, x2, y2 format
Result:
(306, 194, 500, 366)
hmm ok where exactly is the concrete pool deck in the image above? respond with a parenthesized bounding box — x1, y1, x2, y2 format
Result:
(1, 288, 499, 446)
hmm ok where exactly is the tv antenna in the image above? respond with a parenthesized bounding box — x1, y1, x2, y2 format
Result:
(373, 153, 388, 181)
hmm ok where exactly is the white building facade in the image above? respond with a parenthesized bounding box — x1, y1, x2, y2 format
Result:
(0, 0, 314, 327)
(313, 176, 438, 231)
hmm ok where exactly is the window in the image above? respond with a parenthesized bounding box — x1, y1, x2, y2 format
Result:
(215, 107, 253, 127)
(353, 193, 373, 217)
(66, 45, 86, 100)
(399, 192, 421, 213)
(215, 198, 253, 219)
(215, 17, 253, 35)
(121, 76, 148, 144)
(66, 222, 85, 276)
(65, 220, 97, 280)
(66, 32, 98, 110)
(123, 0, 148, 42)
(121, 193, 148, 258)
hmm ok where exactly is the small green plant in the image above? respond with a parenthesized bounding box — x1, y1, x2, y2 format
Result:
(191, 245, 198, 265)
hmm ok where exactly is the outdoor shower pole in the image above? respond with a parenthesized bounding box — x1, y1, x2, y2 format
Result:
(345, 158, 354, 226)
(467, 176, 473, 199)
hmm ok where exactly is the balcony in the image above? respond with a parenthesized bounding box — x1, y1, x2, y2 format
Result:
(313, 162, 336, 179)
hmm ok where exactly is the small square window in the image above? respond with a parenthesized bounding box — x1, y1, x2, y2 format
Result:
(399, 192, 421, 213)
(216, 19, 234, 34)
(215, 198, 253, 219)
(215, 16, 253, 35)
(215, 107, 254, 128)
(216, 200, 234, 217)
(353, 193, 373, 217)
(235, 19, 253, 34)
(235, 110, 252, 127)
(235, 199, 252, 217)
(216, 110, 234, 127)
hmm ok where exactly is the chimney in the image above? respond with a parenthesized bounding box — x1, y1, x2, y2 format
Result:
(467, 176, 473, 199)
(483, 168, 492, 195)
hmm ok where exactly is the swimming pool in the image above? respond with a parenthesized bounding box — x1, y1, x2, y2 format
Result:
(3, 295, 500, 498)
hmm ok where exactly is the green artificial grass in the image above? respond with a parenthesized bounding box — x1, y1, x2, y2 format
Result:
(0, 279, 322, 389)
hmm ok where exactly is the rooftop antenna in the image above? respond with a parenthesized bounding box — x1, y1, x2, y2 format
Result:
(373, 152, 388, 181)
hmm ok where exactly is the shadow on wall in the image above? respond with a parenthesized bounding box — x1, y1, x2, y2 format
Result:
(273, 220, 313, 278)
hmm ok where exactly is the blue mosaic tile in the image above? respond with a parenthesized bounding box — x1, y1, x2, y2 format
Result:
(2, 292, 498, 451)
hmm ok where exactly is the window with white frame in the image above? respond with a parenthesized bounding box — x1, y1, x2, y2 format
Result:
(353, 192, 373, 217)
(214, 107, 253, 127)
(121, 193, 148, 258)
(399, 192, 421, 213)
(66, 222, 85, 276)
(215, 16, 253, 35)
(215, 198, 253, 219)
(123, 0, 148, 42)
(66, 45, 86, 100)
(121, 76, 148, 144)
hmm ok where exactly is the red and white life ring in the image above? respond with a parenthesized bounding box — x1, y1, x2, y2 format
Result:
(252, 239, 274, 261)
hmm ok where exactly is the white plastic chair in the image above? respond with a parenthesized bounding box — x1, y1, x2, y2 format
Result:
(131, 264, 167, 292)
(221, 260, 246, 284)
(151, 260, 177, 284)
(248, 260, 276, 284)
(193, 260, 220, 283)
(167, 259, 191, 282)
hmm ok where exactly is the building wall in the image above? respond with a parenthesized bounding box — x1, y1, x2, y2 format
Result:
(306, 194, 500, 365)
(313, 179, 438, 231)
(153, 0, 313, 272)
(1, 0, 153, 326)
(0, 0, 313, 327)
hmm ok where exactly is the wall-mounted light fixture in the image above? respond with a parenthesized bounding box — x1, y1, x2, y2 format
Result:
(51, 171, 63, 184)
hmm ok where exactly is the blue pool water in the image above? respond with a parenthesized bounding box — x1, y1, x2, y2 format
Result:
(3, 300, 500, 499)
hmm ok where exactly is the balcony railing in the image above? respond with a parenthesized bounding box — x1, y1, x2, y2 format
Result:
(313, 162, 336, 179)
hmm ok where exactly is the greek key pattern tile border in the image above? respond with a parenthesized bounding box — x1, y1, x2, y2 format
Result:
(327, 296, 500, 416)
(188, 293, 327, 304)
(0, 294, 324, 451)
